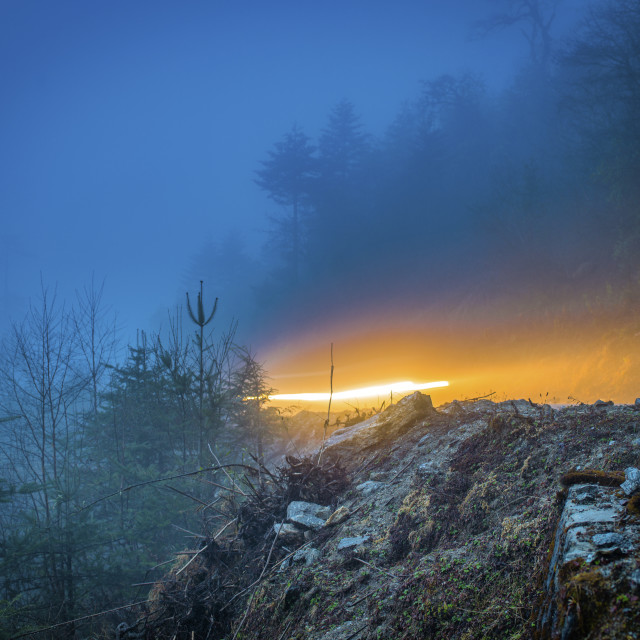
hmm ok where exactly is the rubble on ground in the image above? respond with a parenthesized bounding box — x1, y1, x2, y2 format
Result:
(133, 392, 640, 640)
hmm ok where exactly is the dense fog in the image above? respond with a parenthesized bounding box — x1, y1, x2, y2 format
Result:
(3, 0, 637, 402)
(1, 1, 639, 634)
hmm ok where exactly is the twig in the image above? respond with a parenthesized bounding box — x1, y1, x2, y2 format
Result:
(209, 445, 246, 496)
(354, 557, 407, 580)
(345, 623, 368, 640)
(463, 391, 496, 402)
(231, 526, 281, 639)
(213, 516, 237, 540)
(165, 485, 210, 508)
(277, 617, 294, 640)
(390, 455, 416, 481)
(175, 517, 237, 576)
(10, 599, 150, 638)
(221, 540, 311, 613)
(175, 545, 209, 577)
(317, 342, 334, 465)
(346, 585, 384, 609)
(74, 463, 253, 514)
(202, 478, 247, 496)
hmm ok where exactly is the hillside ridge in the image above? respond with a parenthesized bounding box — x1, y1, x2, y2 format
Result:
(132, 393, 640, 639)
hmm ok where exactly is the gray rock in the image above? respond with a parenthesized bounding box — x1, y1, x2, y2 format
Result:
(292, 546, 321, 566)
(356, 480, 385, 496)
(630, 569, 640, 588)
(592, 532, 628, 550)
(337, 535, 370, 551)
(631, 437, 640, 447)
(635, 398, 640, 407)
(537, 482, 638, 637)
(621, 467, 640, 496)
(278, 557, 290, 572)
(321, 392, 435, 457)
(573, 486, 599, 505)
(594, 399, 613, 407)
(274, 522, 304, 541)
(287, 501, 332, 530)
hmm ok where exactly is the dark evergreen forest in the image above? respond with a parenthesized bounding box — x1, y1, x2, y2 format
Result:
(189, 0, 639, 342)
(2, 0, 639, 636)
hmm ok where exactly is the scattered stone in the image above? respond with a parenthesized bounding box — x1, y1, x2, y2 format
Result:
(337, 536, 370, 551)
(325, 506, 350, 527)
(292, 546, 321, 566)
(609, 440, 616, 445)
(356, 480, 385, 496)
(278, 558, 290, 572)
(594, 399, 613, 407)
(274, 522, 304, 541)
(621, 467, 640, 496)
(287, 501, 332, 530)
(630, 569, 640, 589)
(632, 437, 640, 447)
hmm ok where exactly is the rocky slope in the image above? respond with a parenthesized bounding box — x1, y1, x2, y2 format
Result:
(139, 393, 640, 639)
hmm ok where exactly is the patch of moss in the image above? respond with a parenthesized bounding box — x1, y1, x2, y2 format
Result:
(556, 569, 609, 639)
(559, 468, 625, 488)
(626, 493, 640, 517)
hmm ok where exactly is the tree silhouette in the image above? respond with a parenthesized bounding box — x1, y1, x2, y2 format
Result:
(255, 124, 316, 284)
(475, 0, 560, 69)
(186, 280, 218, 464)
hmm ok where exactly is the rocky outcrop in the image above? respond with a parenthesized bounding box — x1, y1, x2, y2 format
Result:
(142, 395, 640, 640)
(234, 396, 640, 640)
(538, 473, 640, 638)
(321, 391, 435, 458)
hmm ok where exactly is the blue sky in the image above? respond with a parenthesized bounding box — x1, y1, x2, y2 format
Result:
(0, 0, 583, 339)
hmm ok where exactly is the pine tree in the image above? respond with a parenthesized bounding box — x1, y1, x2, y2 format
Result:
(255, 124, 316, 284)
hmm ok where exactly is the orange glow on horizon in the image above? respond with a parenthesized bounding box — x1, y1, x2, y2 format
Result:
(258, 297, 640, 407)
(269, 380, 449, 402)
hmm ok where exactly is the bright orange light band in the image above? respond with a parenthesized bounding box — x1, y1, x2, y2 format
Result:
(268, 380, 449, 402)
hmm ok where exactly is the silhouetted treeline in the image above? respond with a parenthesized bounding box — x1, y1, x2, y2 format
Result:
(188, 0, 640, 338)
(0, 282, 281, 637)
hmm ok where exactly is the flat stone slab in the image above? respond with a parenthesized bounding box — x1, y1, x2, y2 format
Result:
(356, 481, 386, 496)
(274, 522, 304, 541)
(337, 535, 370, 551)
(287, 501, 332, 530)
(592, 532, 629, 550)
(292, 546, 321, 566)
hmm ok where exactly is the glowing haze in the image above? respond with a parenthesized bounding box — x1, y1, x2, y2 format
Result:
(270, 380, 449, 402)
(260, 294, 639, 408)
